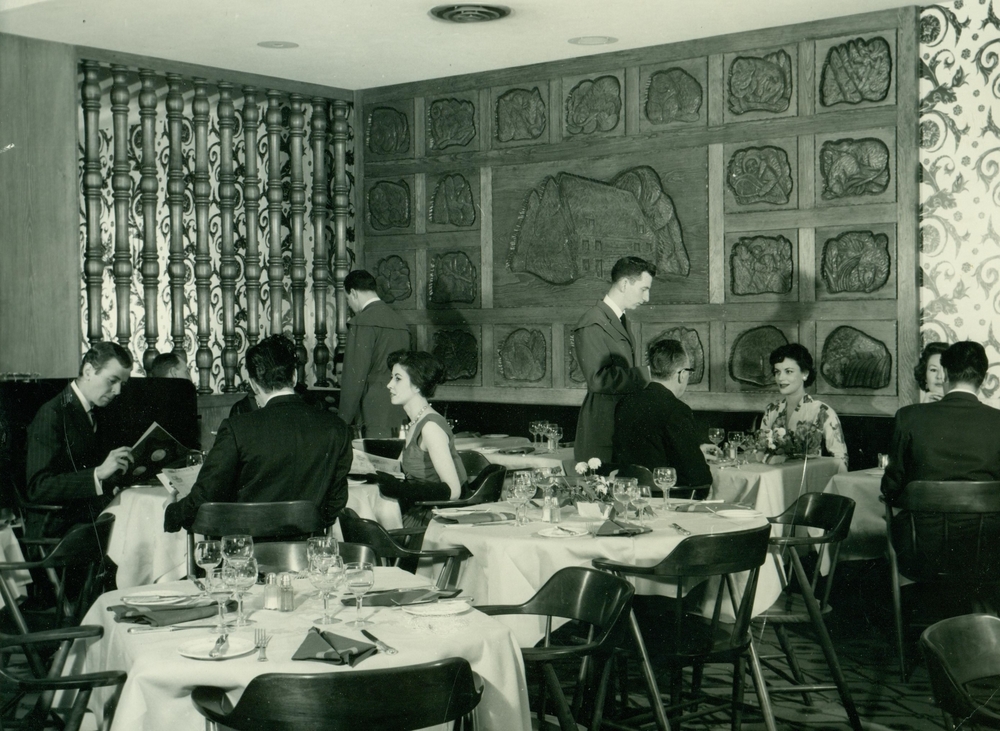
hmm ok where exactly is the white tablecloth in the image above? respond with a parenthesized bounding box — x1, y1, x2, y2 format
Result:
(821, 469, 885, 561)
(421, 504, 775, 646)
(711, 456, 846, 517)
(66, 568, 531, 731)
(344, 480, 403, 530)
(0, 526, 30, 607)
(455, 436, 574, 472)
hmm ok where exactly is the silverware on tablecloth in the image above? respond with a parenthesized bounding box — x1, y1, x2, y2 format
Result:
(208, 631, 229, 658)
(670, 523, 692, 536)
(254, 629, 271, 662)
(361, 629, 398, 655)
(127, 624, 218, 634)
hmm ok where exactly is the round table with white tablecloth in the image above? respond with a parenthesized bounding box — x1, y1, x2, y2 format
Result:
(710, 456, 846, 516)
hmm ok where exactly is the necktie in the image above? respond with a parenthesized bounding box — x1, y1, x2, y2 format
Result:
(86, 409, 96, 432)
(620, 313, 627, 333)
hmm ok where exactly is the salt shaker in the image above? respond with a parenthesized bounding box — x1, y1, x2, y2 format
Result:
(263, 573, 280, 610)
(541, 487, 553, 522)
(549, 495, 561, 524)
(279, 573, 295, 611)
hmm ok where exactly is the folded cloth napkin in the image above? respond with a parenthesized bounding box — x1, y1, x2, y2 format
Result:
(292, 627, 376, 667)
(433, 511, 515, 525)
(108, 600, 235, 627)
(596, 519, 652, 537)
(673, 502, 748, 513)
(341, 588, 461, 607)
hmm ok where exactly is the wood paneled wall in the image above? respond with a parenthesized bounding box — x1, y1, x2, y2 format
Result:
(357, 8, 918, 416)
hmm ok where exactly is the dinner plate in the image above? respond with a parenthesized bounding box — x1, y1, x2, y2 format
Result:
(402, 600, 473, 617)
(537, 526, 588, 539)
(482, 433, 509, 439)
(715, 509, 764, 520)
(498, 447, 533, 455)
(433, 506, 492, 516)
(177, 637, 255, 661)
(122, 591, 194, 607)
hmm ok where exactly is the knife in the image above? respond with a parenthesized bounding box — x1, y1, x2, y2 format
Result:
(208, 632, 229, 658)
(670, 523, 692, 536)
(361, 629, 398, 655)
(128, 624, 219, 633)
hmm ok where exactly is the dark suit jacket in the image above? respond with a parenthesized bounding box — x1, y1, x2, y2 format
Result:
(164, 394, 353, 532)
(25, 386, 113, 538)
(339, 300, 410, 439)
(612, 382, 713, 488)
(572, 301, 648, 462)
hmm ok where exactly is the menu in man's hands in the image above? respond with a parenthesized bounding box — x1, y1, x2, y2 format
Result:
(121, 422, 187, 485)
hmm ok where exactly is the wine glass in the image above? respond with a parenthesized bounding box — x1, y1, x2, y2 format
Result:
(207, 568, 232, 634)
(344, 562, 375, 628)
(221, 534, 254, 566)
(222, 557, 258, 627)
(529, 420, 542, 446)
(708, 428, 725, 449)
(728, 431, 746, 465)
(654, 467, 677, 510)
(513, 476, 535, 526)
(532, 467, 557, 493)
(613, 478, 635, 520)
(194, 540, 221, 596)
(632, 486, 652, 527)
(307, 536, 339, 566)
(546, 424, 563, 453)
(309, 555, 345, 625)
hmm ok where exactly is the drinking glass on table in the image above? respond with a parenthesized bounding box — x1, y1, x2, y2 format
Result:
(344, 562, 375, 628)
(708, 428, 725, 451)
(221, 534, 254, 565)
(529, 420, 543, 446)
(207, 568, 232, 634)
(222, 557, 258, 627)
(613, 478, 636, 519)
(307, 536, 339, 565)
(728, 431, 746, 465)
(632, 486, 652, 526)
(546, 424, 563, 453)
(194, 540, 222, 596)
(654, 467, 677, 510)
(512, 476, 535, 526)
(309, 555, 345, 625)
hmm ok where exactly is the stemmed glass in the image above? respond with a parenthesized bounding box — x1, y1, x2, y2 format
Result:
(632, 485, 652, 526)
(194, 540, 221, 596)
(207, 568, 232, 634)
(512, 474, 535, 526)
(545, 424, 563, 453)
(708, 428, 725, 451)
(613, 478, 636, 520)
(532, 467, 558, 493)
(344, 562, 375, 628)
(307, 536, 339, 566)
(221, 534, 254, 565)
(728, 431, 746, 465)
(309, 555, 345, 625)
(222, 556, 258, 627)
(529, 421, 543, 446)
(654, 467, 677, 510)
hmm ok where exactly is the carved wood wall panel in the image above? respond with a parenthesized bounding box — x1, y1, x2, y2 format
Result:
(358, 8, 918, 415)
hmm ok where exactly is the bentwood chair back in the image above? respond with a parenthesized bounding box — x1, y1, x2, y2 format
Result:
(920, 614, 1000, 730)
(253, 541, 377, 574)
(884, 480, 1000, 679)
(459, 450, 492, 481)
(191, 657, 483, 731)
(477, 567, 635, 731)
(414, 464, 506, 510)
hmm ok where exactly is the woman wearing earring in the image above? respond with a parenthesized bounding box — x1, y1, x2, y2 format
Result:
(761, 343, 848, 469)
(914, 341, 948, 403)
(375, 351, 466, 523)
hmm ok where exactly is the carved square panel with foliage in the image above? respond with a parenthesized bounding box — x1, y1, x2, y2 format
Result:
(363, 100, 414, 162)
(428, 325, 482, 386)
(364, 175, 415, 236)
(561, 70, 626, 141)
(425, 90, 480, 156)
(427, 247, 481, 309)
(426, 169, 481, 233)
(723, 45, 798, 124)
(638, 58, 707, 133)
(723, 138, 799, 213)
(493, 324, 552, 388)
(814, 128, 897, 208)
(724, 321, 800, 393)
(724, 229, 799, 303)
(814, 224, 896, 301)
(364, 249, 417, 309)
(563, 324, 587, 390)
(640, 322, 710, 392)
(491, 81, 549, 150)
(816, 320, 896, 397)
(815, 31, 897, 114)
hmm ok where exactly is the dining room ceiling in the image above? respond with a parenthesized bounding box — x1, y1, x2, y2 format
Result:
(0, 0, 918, 91)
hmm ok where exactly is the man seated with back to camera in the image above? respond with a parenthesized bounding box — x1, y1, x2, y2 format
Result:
(612, 338, 719, 499)
(163, 335, 353, 533)
(25, 341, 135, 539)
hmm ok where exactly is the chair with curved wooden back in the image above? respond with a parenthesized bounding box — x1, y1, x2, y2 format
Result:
(459, 450, 492, 481)
(884, 480, 1000, 680)
(478, 567, 635, 731)
(254, 541, 377, 574)
(414, 464, 506, 510)
(191, 657, 483, 731)
(920, 614, 1000, 730)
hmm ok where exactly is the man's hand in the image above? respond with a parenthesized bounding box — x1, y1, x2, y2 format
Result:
(96, 447, 133, 481)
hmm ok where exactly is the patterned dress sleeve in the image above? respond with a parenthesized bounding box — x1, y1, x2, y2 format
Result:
(761, 401, 783, 431)
(816, 402, 848, 469)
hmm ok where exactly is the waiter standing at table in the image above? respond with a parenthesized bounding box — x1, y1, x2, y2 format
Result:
(572, 256, 655, 463)
(339, 269, 411, 438)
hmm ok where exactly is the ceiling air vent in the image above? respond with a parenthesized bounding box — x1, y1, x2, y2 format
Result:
(430, 4, 511, 23)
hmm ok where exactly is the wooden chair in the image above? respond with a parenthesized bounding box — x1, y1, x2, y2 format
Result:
(753, 492, 861, 731)
(920, 613, 1000, 730)
(338, 509, 470, 590)
(477, 567, 635, 731)
(414, 464, 506, 510)
(594, 524, 775, 731)
(190, 657, 483, 731)
(459, 450, 492, 481)
(254, 541, 377, 574)
(884, 480, 1000, 680)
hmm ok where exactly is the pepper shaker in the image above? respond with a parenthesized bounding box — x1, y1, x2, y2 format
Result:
(279, 572, 295, 611)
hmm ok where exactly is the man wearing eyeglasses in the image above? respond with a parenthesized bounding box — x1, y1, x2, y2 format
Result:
(612, 338, 718, 494)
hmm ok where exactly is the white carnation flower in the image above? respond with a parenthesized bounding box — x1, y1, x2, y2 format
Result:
(587, 457, 602, 470)
(574, 462, 588, 475)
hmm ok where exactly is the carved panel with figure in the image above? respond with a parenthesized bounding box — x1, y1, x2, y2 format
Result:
(364, 101, 413, 160)
(427, 170, 480, 231)
(641, 322, 709, 392)
(815, 129, 896, 207)
(725, 322, 799, 392)
(723, 46, 797, 122)
(562, 71, 625, 139)
(426, 92, 478, 154)
(815, 224, 896, 301)
(726, 231, 797, 302)
(430, 327, 481, 385)
(639, 58, 707, 131)
(428, 249, 480, 308)
(817, 33, 895, 110)
(365, 177, 413, 235)
(364, 250, 416, 309)
(564, 324, 587, 390)
(817, 321, 896, 396)
(495, 325, 551, 388)
(724, 140, 797, 212)
(493, 82, 548, 148)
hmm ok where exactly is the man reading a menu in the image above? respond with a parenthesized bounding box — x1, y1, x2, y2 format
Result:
(164, 335, 352, 532)
(25, 341, 135, 538)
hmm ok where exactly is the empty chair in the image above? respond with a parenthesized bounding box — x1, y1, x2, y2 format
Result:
(191, 657, 483, 731)
(415, 464, 506, 510)
(884, 480, 1000, 679)
(459, 450, 492, 481)
(478, 567, 635, 731)
(254, 541, 377, 574)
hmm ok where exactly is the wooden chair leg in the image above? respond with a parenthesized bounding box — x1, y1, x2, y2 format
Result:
(746, 638, 778, 731)
(731, 655, 746, 731)
(536, 661, 548, 728)
(590, 655, 615, 731)
(627, 610, 671, 731)
(772, 624, 812, 706)
(543, 661, 578, 731)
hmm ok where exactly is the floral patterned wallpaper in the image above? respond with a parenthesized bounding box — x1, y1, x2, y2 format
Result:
(78, 70, 355, 392)
(920, 1, 1000, 403)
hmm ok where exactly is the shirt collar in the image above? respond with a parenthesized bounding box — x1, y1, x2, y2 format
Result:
(602, 295, 624, 320)
(357, 294, 380, 313)
(70, 380, 93, 414)
(947, 384, 979, 397)
(258, 387, 296, 407)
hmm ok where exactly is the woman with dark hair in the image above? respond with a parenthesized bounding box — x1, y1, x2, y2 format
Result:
(761, 343, 848, 468)
(375, 351, 466, 521)
(914, 341, 949, 402)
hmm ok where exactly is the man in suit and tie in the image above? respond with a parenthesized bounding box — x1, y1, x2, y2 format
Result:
(26, 342, 135, 538)
(572, 256, 655, 462)
(613, 338, 718, 494)
(164, 334, 352, 532)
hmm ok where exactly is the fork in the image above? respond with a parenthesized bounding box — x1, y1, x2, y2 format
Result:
(254, 629, 271, 662)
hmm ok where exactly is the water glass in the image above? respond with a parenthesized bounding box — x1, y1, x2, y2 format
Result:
(632, 486, 652, 526)
(309, 556, 345, 625)
(207, 569, 232, 634)
(221, 534, 254, 565)
(222, 557, 258, 627)
(194, 540, 222, 595)
(708, 428, 725, 448)
(728, 431, 746, 464)
(545, 424, 563, 453)
(613, 478, 636, 519)
(344, 562, 375, 628)
(512, 477, 535, 526)
(654, 467, 677, 510)
(307, 536, 339, 565)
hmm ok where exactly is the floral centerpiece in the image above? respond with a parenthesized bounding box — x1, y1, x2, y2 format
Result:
(757, 421, 824, 463)
(573, 458, 618, 509)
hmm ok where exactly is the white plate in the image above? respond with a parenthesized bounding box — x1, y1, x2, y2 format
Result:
(402, 600, 473, 617)
(178, 636, 256, 661)
(482, 433, 509, 439)
(537, 526, 588, 539)
(715, 509, 764, 520)
(122, 591, 193, 607)
(433, 506, 492, 516)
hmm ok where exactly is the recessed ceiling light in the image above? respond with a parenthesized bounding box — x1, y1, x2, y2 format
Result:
(430, 4, 511, 22)
(257, 41, 299, 49)
(568, 36, 618, 46)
